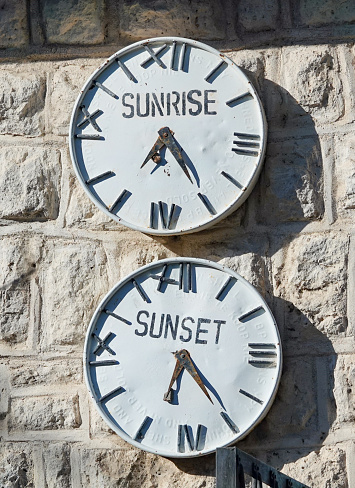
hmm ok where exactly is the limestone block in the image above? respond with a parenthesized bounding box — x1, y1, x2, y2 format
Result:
(89, 403, 128, 447)
(50, 60, 103, 136)
(79, 448, 215, 487)
(227, 50, 266, 92)
(0, 147, 61, 222)
(0, 0, 28, 48)
(236, 0, 280, 32)
(298, 0, 355, 26)
(8, 395, 82, 431)
(43, 443, 71, 488)
(0, 69, 45, 136)
(0, 443, 34, 488)
(0, 287, 30, 344)
(0, 236, 41, 345)
(273, 233, 349, 340)
(276, 445, 348, 487)
(43, 0, 104, 45)
(333, 355, 355, 426)
(334, 134, 355, 214)
(65, 174, 123, 231)
(118, 0, 226, 41)
(39, 241, 108, 349)
(278, 46, 344, 126)
(241, 357, 316, 448)
(10, 359, 82, 387)
(260, 137, 324, 223)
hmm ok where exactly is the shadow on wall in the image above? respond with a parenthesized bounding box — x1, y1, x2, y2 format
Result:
(151, 77, 338, 475)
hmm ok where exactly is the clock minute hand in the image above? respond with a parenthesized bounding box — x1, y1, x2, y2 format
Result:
(158, 127, 193, 183)
(173, 349, 214, 404)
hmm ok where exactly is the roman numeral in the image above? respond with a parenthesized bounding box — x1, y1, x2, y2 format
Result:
(215, 276, 235, 300)
(232, 133, 260, 157)
(116, 58, 137, 82)
(171, 41, 188, 71)
(98, 386, 124, 403)
(204, 60, 227, 83)
(239, 388, 263, 405)
(134, 416, 153, 442)
(75, 133, 104, 140)
(221, 171, 245, 190)
(177, 424, 206, 452)
(226, 92, 253, 107)
(132, 279, 150, 302)
(92, 80, 118, 99)
(238, 305, 264, 322)
(77, 105, 102, 131)
(149, 264, 178, 292)
(92, 332, 115, 355)
(108, 189, 131, 213)
(89, 359, 119, 366)
(149, 201, 179, 229)
(220, 412, 239, 433)
(103, 309, 132, 326)
(179, 262, 193, 292)
(248, 343, 277, 368)
(197, 193, 217, 215)
(141, 44, 168, 68)
(86, 170, 114, 185)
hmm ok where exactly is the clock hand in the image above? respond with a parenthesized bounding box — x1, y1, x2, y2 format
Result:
(164, 349, 214, 404)
(163, 357, 184, 403)
(140, 137, 165, 168)
(157, 127, 193, 183)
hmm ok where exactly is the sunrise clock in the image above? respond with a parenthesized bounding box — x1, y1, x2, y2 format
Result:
(69, 37, 267, 235)
(84, 258, 282, 457)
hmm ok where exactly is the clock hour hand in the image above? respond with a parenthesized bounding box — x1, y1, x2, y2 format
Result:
(157, 127, 193, 183)
(140, 137, 164, 168)
(164, 349, 214, 404)
(163, 358, 184, 403)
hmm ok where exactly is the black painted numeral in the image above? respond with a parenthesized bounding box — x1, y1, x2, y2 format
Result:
(205, 60, 227, 83)
(226, 92, 253, 107)
(239, 388, 263, 405)
(109, 189, 131, 213)
(141, 44, 168, 68)
(134, 416, 153, 442)
(232, 132, 260, 157)
(149, 201, 179, 229)
(77, 105, 102, 131)
(92, 332, 115, 355)
(179, 262, 193, 293)
(116, 58, 137, 82)
(171, 41, 188, 71)
(197, 192, 217, 215)
(98, 386, 124, 403)
(86, 170, 114, 186)
(248, 343, 277, 368)
(177, 424, 206, 452)
(220, 412, 239, 433)
(149, 264, 179, 292)
(238, 305, 264, 322)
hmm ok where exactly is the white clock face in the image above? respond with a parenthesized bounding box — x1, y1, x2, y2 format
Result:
(84, 258, 282, 458)
(69, 37, 267, 235)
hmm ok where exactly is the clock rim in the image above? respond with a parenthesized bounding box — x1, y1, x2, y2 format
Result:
(69, 36, 268, 236)
(83, 257, 282, 458)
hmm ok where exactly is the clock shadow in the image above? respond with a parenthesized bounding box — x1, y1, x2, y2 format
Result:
(191, 360, 226, 411)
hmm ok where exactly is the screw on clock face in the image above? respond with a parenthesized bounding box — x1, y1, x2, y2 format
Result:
(163, 349, 214, 404)
(141, 127, 193, 183)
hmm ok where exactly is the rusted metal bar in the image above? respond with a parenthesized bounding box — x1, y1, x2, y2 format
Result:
(216, 448, 311, 488)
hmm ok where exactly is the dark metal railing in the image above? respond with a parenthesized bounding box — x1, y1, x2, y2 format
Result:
(216, 447, 311, 488)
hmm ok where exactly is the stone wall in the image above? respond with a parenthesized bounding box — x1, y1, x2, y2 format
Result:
(1, 0, 355, 487)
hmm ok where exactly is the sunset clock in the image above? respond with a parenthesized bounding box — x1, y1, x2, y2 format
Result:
(83, 258, 282, 457)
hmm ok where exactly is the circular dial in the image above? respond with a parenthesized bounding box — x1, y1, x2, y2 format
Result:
(84, 258, 282, 458)
(69, 37, 267, 235)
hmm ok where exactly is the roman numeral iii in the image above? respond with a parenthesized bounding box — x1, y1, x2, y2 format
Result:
(232, 132, 260, 157)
